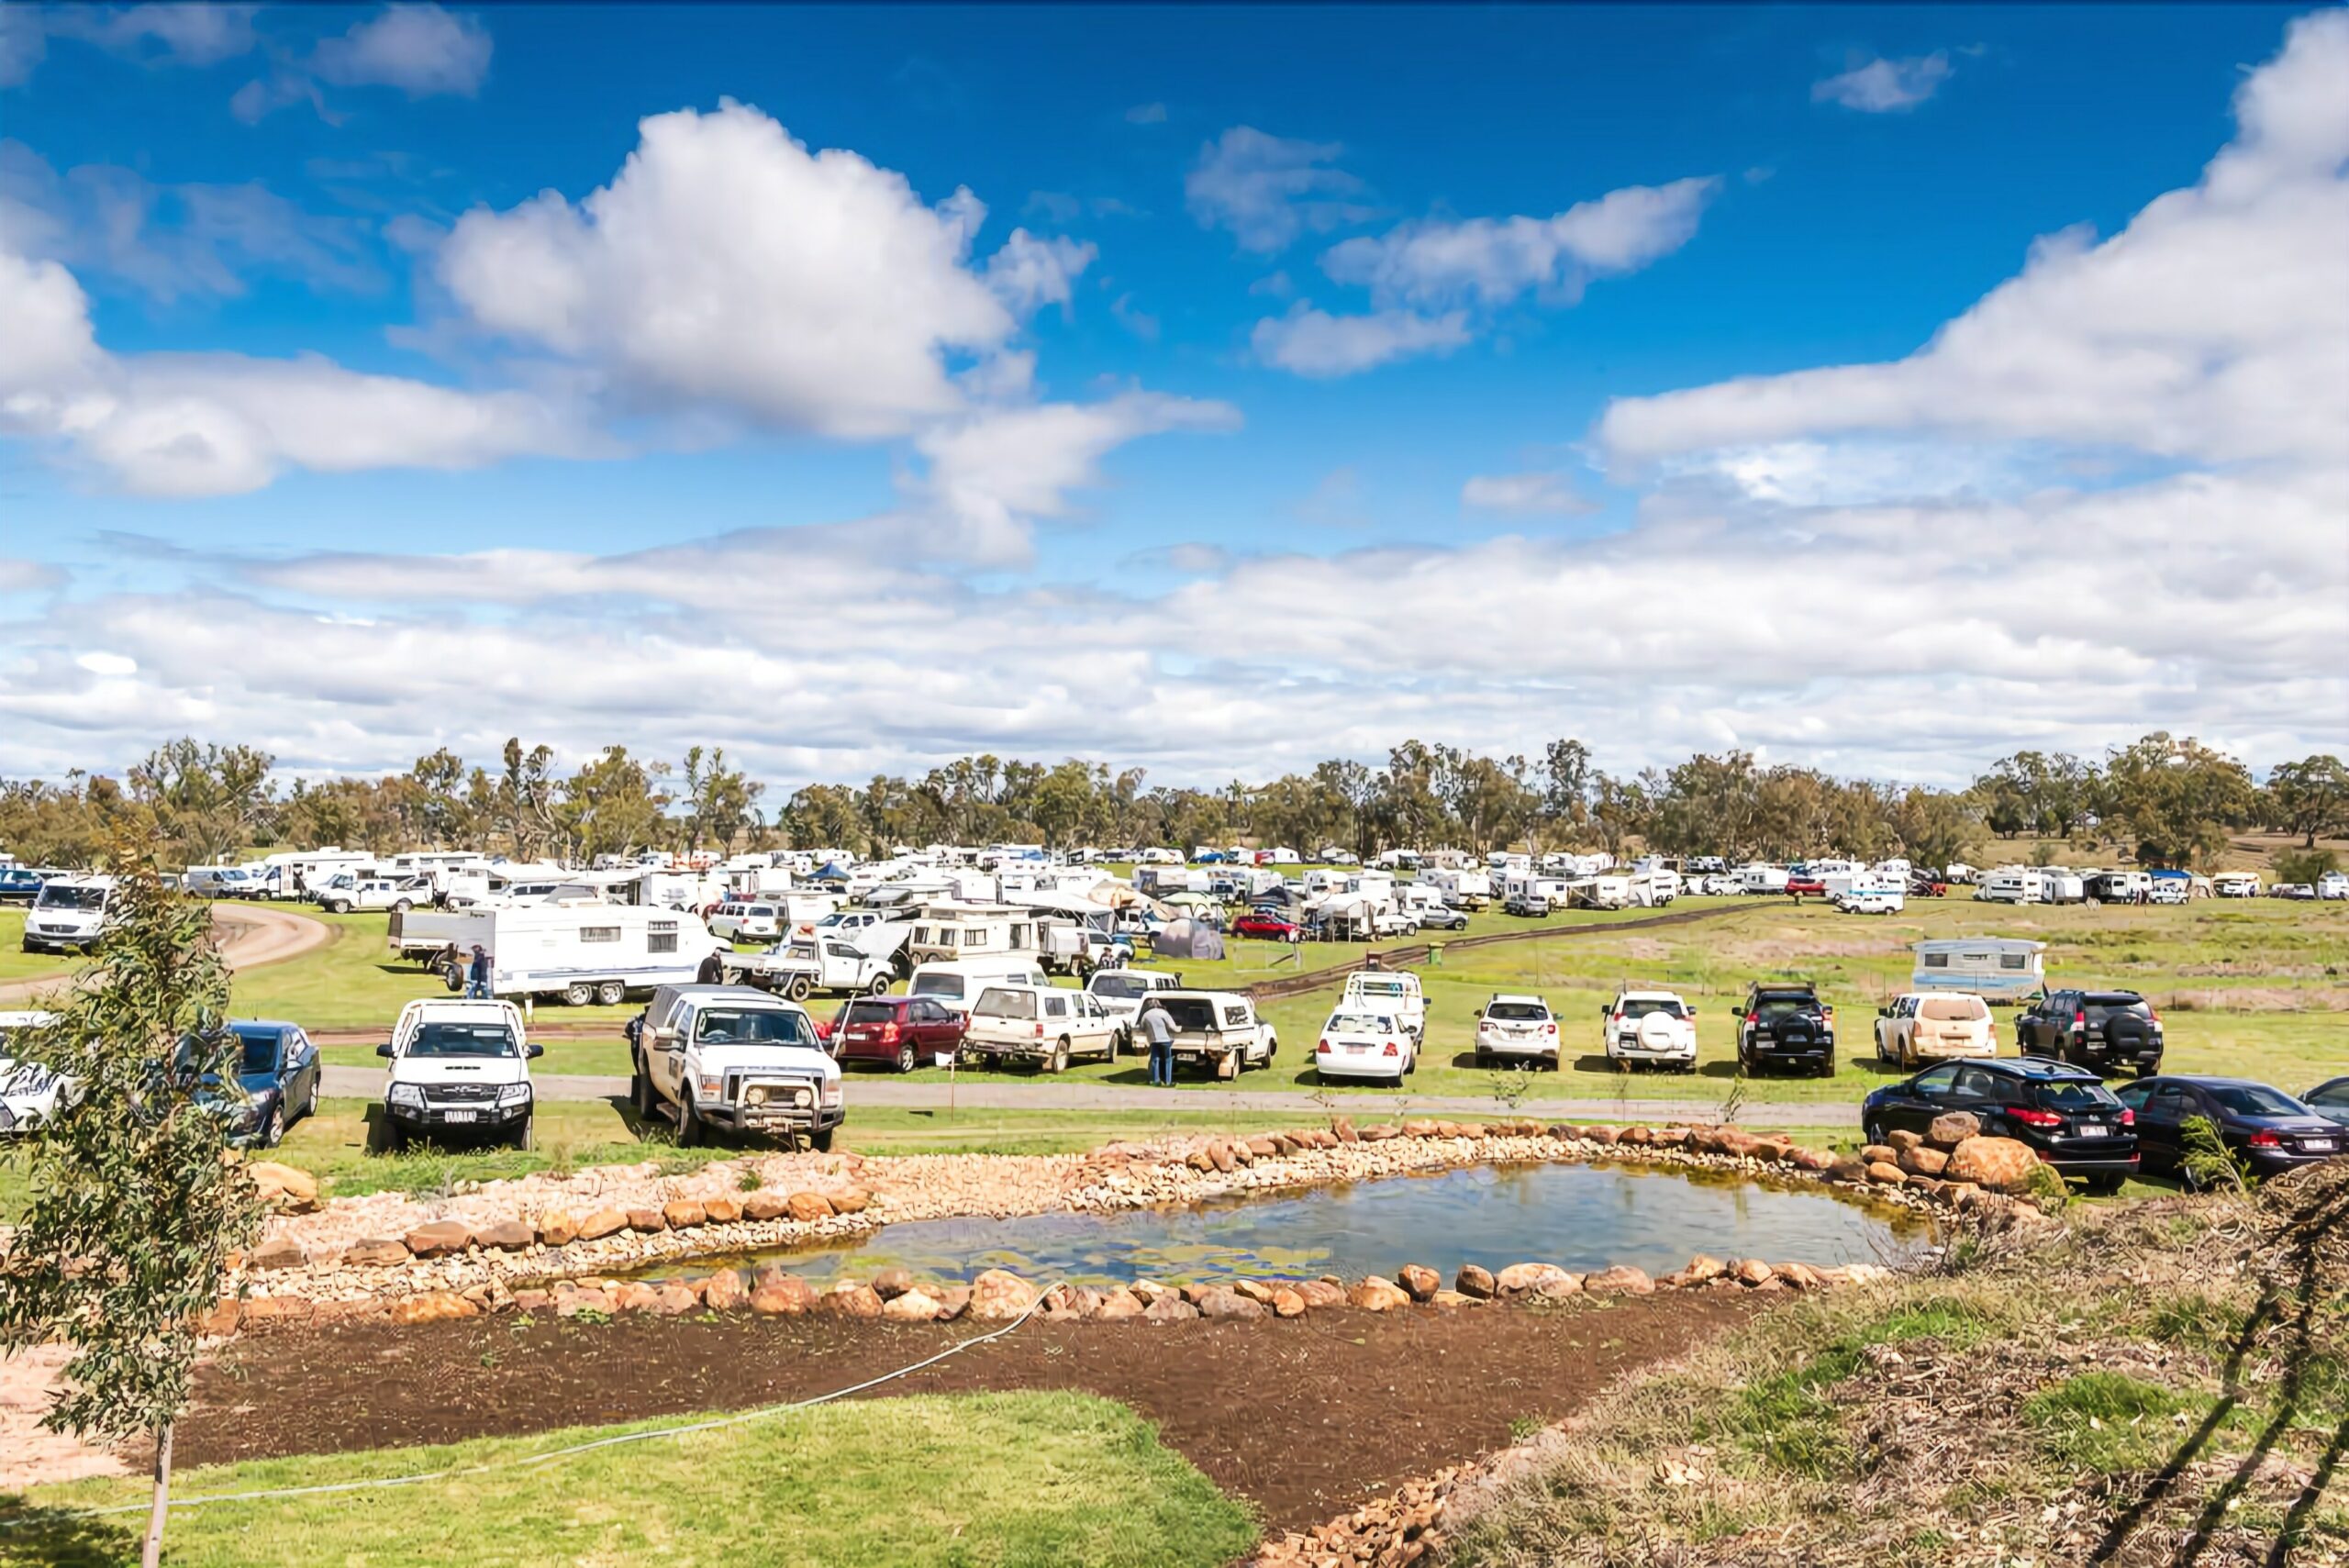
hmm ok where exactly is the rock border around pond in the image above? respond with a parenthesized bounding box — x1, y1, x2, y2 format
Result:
(199, 1114, 2051, 1335)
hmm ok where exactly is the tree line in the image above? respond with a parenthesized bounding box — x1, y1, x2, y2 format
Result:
(2, 733, 2343, 874)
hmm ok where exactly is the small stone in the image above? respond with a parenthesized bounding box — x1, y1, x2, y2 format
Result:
(536, 1211, 579, 1247)
(343, 1238, 409, 1268)
(883, 1289, 942, 1322)
(1926, 1111, 1983, 1150)
(475, 1219, 535, 1252)
(1271, 1288, 1307, 1318)
(1898, 1145, 1950, 1177)
(1583, 1265, 1653, 1296)
(1195, 1286, 1266, 1320)
(1683, 1255, 1730, 1284)
(662, 1200, 707, 1230)
(1296, 1280, 1347, 1310)
(1534, 1276, 1584, 1303)
(1861, 1144, 1899, 1166)
(1143, 1295, 1200, 1323)
(818, 1283, 884, 1318)
(742, 1192, 791, 1223)
(1430, 1289, 1475, 1307)
(785, 1191, 835, 1223)
(1095, 1289, 1147, 1320)
(967, 1269, 1039, 1322)
(1455, 1264, 1497, 1299)
(1231, 1279, 1277, 1305)
(403, 1220, 473, 1258)
(1866, 1162, 1909, 1186)
(701, 1270, 747, 1311)
(1495, 1262, 1575, 1296)
(653, 1284, 700, 1316)
(577, 1207, 629, 1240)
(251, 1239, 307, 1272)
(627, 1208, 668, 1233)
(1397, 1264, 1441, 1303)
(829, 1187, 872, 1215)
(1886, 1129, 1924, 1154)
(1349, 1276, 1412, 1312)
(749, 1276, 818, 1315)
(871, 1266, 915, 1301)
(1731, 1258, 1775, 1287)
(511, 1289, 551, 1313)
(613, 1282, 659, 1313)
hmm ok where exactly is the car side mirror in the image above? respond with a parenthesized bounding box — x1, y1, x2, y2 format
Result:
(376, 1041, 394, 1058)
(527, 1042, 544, 1059)
(1877, 1006, 1891, 1018)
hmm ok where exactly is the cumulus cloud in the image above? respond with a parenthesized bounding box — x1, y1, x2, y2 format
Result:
(1604, 11, 2349, 473)
(1186, 127, 1371, 252)
(0, 558, 65, 593)
(1252, 305, 1470, 377)
(1125, 102, 1167, 125)
(1322, 177, 1718, 310)
(982, 228, 1097, 316)
(6, 5, 260, 85)
(1813, 52, 1954, 113)
(437, 99, 1038, 439)
(1461, 471, 1595, 517)
(0, 244, 584, 495)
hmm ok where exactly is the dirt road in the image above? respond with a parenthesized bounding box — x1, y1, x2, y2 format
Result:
(0, 900, 331, 1006)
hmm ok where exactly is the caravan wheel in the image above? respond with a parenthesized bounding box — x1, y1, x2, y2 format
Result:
(595, 981, 626, 1006)
(562, 983, 593, 1006)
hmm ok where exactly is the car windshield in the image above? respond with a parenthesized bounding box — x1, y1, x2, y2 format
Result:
(2028, 1080, 2120, 1111)
(234, 1031, 282, 1074)
(1619, 998, 1686, 1020)
(1351, 979, 1407, 998)
(1088, 974, 1155, 1001)
(841, 1000, 901, 1026)
(974, 988, 1037, 1019)
(1326, 1012, 1393, 1034)
(1486, 1002, 1548, 1022)
(1754, 995, 1817, 1018)
(35, 885, 106, 911)
(695, 1008, 814, 1046)
(2207, 1084, 2306, 1118)
(1920, 996, 1988, 1022)
(909, 975, 965, 1000)
(2309, 1081, 2349, 1107)
(406, 1023, 520, 1058)
(2084, 995, 2148, 1015)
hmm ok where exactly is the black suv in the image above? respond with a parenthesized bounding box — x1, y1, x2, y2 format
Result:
(1731, 983, 1835, 1076)
(1863, 1057, 2139, 1193)
(2015, 989, 2164, 1075)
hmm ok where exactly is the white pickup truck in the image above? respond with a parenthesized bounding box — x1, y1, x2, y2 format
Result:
(1083, 967, 1186, 1046)
(722, 937, 897, 1000)
(1341, 971, 1425, 1041)
(373, 998, 541, 1152)
(1156, 990, 1279, 1081)
(625, 984, 843, 1149)
(316, 873, 433, 915)
(962, 983, 1122, 1073)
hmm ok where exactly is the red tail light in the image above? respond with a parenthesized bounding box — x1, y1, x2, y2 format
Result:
(1033, 1023, 1044, 1039)
(2008, 1107, 2063, 1128)
(2246, 1129, 2281, 1149)
(1610, 1013, 1622, 1026)
(1543, 1022, 1556, 1034)
(1383, 1040, 1399, 1056)
(2117, 1107, 2134, 1126)
(881, 1022, 899, 1043)
(1746, 1012, 1758, 1025)
(1317, 1038, 1330, 1054)
(2073, 1010, 2087, 1028)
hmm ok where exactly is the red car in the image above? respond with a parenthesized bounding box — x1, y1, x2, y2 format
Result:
(1786, 874, 1828, 897)
(1233, 912, 1302, 940)
(829, 995, 964, 1073)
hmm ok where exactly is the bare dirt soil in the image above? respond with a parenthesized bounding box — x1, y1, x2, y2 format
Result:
(178, 1292, 1757, 1534)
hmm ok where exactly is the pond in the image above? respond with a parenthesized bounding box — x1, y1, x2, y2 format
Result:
(642, 1161, 1928, 1289)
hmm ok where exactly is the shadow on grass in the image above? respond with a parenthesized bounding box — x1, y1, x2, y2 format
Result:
(0, 1496, 136, 1568)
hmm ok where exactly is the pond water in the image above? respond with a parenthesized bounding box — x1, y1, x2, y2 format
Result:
(643, 1162, 1928, 1289)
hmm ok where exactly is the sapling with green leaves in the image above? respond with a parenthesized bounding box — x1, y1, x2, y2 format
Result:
(0, 848, 262, 1568)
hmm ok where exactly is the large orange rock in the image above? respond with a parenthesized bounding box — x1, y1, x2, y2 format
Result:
(576, 1207, 629, 1240)
(662, 1201, 707, 1230)
(742, 1191, 792, 1222)
(388, 1292, 478, 1325)
(1397, 1264, 1441, 1302)
(785, 1191, 835, 1223)
(702, 1195, 742, 1224)
(701, 1270, 747, 1311)
(1898, 1145, 1951, 1178)
(1926, 1112, 1983, 1150)
(1583, 1265, 1652, 1296)
(1946, 1136, 2041, 1193)
(403, 1220, 473, 1258)
(1495, 1262, 1575, 1296)
(1348, 1276, 1412, 1312)
(749, 1275, 818, 1315)
(967, 1269, 1039, 1321)
(247, 1161, 320, 1213)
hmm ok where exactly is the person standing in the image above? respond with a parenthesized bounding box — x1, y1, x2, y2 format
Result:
(1140, 999, 1176, 1086)
(465, 943, 493, 999)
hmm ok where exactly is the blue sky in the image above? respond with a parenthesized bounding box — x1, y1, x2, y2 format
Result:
(0, 4, 2342, 787)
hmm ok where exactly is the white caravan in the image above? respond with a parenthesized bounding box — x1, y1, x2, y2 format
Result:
(1909, 938, 2047, 1003)
(390, 903, 726, 1006)
(1975, 869, 2045, 905)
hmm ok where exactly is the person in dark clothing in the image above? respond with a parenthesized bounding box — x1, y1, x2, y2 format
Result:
(465, 943, 493, 999)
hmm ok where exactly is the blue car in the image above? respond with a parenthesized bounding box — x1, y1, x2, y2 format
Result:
(0, 869, 44, 905)
(177, 1020, 323, 1149)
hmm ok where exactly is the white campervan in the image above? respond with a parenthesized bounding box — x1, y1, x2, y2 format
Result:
(904, 958, 1052, 1018)
(1975, 870, 2045, 905)
(1909, 938, 2047, 1003)
(21, 876, 116, 954)
(2212, 873, 2262, 899)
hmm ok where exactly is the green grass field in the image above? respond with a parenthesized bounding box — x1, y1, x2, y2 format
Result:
(0, 1391, 1258, 1568)
(0, 908, 72, 988)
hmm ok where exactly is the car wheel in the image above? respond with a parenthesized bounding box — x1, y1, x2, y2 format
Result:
(896, 1043, 917, 1073)
(1864, 1118, 1887, 1146)
(675, 1091, 703, 1148)
(2083, 1173, 2124, 1195)
(810, 1129, 834, 1153)
(596, 981, 626, 1006)
(304, 1075, 319, 1119)
(261, 1106, 284, 1149)
(867, 974, 891, 996)
(786, 975, 814, 1003)
(631, 1058, 657, 1119)
(393, 899, 411, 913)
(1103, 1029, 1119, 1063)
(386, 1124, 408, 1155)
(515, 1114, 534, 1152)
(1820, 1054, 1835, 1078)
(1049, 1038, 1071, 1074)
(331, 900, 352, 915)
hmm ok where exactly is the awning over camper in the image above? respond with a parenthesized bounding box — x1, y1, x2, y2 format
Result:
(1152, 918, 1225, 961)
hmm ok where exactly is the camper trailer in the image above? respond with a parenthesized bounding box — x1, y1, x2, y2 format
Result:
(1975, 869, 2046, 905)
(1423, 866, 1493, 908)
(1736, 863, 1792, 895)
(1909, 938, 2047, 1003)
(389, 903, 727, 1006)
(903, 904, 1040, 968)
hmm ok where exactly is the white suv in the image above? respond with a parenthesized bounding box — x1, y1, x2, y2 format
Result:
(373, 998, 541, 1152)
(1601, 990, 1698, 1072)
(1475, 995, 1558, 1067)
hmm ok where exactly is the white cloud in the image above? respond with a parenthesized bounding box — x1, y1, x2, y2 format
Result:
(0, 141, 380, 303)
(1322, 177, 1718, 310)
(9, 5, 260, 84)
(1252, 305, 1469, 377)
(0, 558, 64, 593)
(1461, 472, 1594, 517)
(0, 7, 47, 87)
(982, 228, 1097, 316)
(1604, 11, 2349, 473)
(1813, 52, 1954, 113)
(1186, 127, 1370, 252)
(437, 99, 1029, 439)
(0, 244, 584, 495)
(312, 5, 491, 96)
(1125, 102, 1167, 126)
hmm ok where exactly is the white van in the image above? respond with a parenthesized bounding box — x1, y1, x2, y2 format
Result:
(22, 876, 116, 954)
(1975, 870, 2045, 905)
(184, 865, 265, 900)
(905, 957, 1052, 1018)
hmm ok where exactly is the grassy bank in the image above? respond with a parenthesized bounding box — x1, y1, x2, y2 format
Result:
(0, 1390, 1258, 1567)
(1447, 1162, 2349, 1566)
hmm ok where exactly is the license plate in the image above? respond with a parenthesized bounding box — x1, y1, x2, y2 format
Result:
(2306, 1139, 2336, 1152)
(441, 1109, 477, 1124)
(1345, 1042, 1367, 1052)
(2074, 1124, 2107, 1137)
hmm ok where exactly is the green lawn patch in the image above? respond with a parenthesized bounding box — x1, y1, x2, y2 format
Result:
(0, 1391, 1256, 1567)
